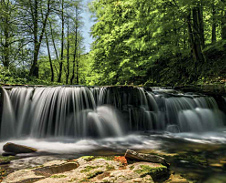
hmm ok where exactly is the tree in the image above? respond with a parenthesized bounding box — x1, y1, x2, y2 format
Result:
(70, 1, 83, 85)
(28, 0, 52, 77)
(45, 28, 54, 82)
(221, 0, 226, 39)
(57, 0, 64, 82)
(89, 0, 226, 85)
(0, 0, 18, 68)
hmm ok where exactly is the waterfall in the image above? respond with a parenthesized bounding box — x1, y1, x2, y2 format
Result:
(0, 86, 225, 140)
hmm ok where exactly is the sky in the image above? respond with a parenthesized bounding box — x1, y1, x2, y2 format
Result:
(81, 0, 95, 53)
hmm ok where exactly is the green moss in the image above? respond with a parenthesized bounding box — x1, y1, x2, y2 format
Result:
(87, 171, 104, 179)
(80, 165, 101, 173)
(103, 180, 110, 183)
(81, 156, 95, 161)
(129, 165, 134, 170)
(68, 178, 77, 182)
(176, 154, 207, 166)
(50, 174, 67, 178)
(79, 171, 104, 182)
(95, 156, 115, 161)
(0, 156, 16, 163)
(80, 156, 115, 162)
(106, 164, 115, 171)
(135, 165, 167, 176)
(79, 178, 89, 182)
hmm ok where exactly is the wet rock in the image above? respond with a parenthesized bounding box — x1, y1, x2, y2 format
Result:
(0, 156, 16, 165)
(210, 163, 223, 168)
(33, 162, 79, 176)
(3, 142, 37, 154)
(125, 149, 170, 167)
(2, 169, 45, 183)
(3, 156, 171, 183)
(2, 152, 16, 157)
(9, 156, 59, 169)
(166, 174, 189, 183)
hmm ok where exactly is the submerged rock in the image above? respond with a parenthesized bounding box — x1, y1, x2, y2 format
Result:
(166, 174, 189, 183)
(166, 125, 180, 133)
(3, 142, 37, 154)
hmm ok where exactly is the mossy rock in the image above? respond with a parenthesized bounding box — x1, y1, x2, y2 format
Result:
(3, 142, 37, 154)
(50, 174, 67, 178)
(135, 164, 169, 182)
(80, 165, 102, 173)
(0, 156, 16, 165)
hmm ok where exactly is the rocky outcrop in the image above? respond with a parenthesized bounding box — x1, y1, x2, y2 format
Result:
(2, 154, 173, 183)
(3, 143, 37, 154)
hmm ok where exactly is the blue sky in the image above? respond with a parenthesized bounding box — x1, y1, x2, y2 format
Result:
(81, 0, 95, 53)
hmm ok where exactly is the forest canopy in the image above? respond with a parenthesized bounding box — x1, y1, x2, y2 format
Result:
(0, 0, 226, 86)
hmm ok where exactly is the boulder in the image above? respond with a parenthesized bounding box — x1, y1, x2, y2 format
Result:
(2, 152, 17, 156)
(125, 149, 170, 167)
(3, 142, 37, 154)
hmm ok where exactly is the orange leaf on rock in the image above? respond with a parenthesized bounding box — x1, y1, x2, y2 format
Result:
(114, 156, 127, 165)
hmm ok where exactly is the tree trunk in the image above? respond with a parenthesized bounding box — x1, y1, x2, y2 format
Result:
(58, 0, 64, 83)
(3, 17, 10, 69)
(66, 21, 70, 84)
(29, 0, 39, 78)
(45, 31, 54, 82)
(212, 0, 217, 43)
(222, 6, 226, 40)
(191, 8, 205, 62)
(29, 0, 51, 78)
(70, 7, 78, 85)
(50, 22, 59, 61)
(198, 0, 205, 48)
(76, 54, 79, 85)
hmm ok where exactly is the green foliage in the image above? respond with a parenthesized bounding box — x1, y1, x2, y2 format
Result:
(89, 0, 226, 86)
(0, 0, 225, 86)
(0, 67, 60, 85)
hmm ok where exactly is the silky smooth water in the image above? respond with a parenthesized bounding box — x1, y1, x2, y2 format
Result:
(0, 86, 226, 143)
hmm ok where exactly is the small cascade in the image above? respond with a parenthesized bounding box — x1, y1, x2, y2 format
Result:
(0, 86, 225, 140)
(152, 92, 226, 132)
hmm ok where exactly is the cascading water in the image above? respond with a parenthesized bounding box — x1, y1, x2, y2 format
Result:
(0, 86, 225, 141)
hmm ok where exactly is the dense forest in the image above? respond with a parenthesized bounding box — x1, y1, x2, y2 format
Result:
(0, 0, 226, 86)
